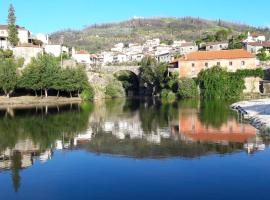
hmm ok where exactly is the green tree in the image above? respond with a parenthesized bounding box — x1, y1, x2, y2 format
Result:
(257, 48, 270, 61)
(0, 58, 19, 98)
(139, 56, 169, 95)
(0, 49, 13, 59)
(197, 66, 262, 100)
(215, 29, 229, 41)
(19, 61, 42, 96)
(178, 77, 198, 98)
(7, 4, 19, 47)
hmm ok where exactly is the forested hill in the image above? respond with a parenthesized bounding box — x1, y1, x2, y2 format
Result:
(50, 17, 270, 53)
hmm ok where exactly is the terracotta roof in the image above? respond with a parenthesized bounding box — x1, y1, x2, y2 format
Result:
(77, 50, 89, 55)
(174, 49, 255, 62)
(247, 42, 270, 48)
(251, 33, 264, 37)
(16, 44, 42, 48)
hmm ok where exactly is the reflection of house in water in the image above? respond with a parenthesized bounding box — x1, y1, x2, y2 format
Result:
(244, 136, 266, 154)
(0, 139, 53, 192)
(0, 139, 52, 171)
(55, 128, 93, 150)
(103, 114, 172, 144)
(178, 108, 258, 145)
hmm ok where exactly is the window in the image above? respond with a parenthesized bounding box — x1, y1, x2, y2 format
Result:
(210, 46, 213, 49)
(229, 61, 233, 66)
(205, 62, 208, 68)
(217, 62, 221, 66)
(241, 61, 245, 66)
(191, 63, 195, 67)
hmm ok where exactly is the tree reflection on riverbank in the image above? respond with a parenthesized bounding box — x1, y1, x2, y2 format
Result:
(0, 99, 268, 192)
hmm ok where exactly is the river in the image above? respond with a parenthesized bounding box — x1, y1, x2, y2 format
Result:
(0, 98, 269, 200)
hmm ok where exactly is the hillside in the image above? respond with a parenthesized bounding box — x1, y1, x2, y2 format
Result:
(50, 17, 270, 53)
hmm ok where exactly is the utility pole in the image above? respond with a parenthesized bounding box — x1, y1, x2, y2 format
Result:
(60, 35, 64, 68)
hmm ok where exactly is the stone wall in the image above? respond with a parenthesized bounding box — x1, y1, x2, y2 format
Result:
(243, 77, 262, 94)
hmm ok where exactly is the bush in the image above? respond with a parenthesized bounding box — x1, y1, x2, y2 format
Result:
(178, 77, 198, 99)
(197, 66, 262, 100)
(105, 79, 125, 98)
(80, 86, 94, 101)
(161, 89, 176, 103)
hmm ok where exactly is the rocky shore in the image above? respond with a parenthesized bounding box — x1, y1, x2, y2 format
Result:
(231, 99, 270, 132)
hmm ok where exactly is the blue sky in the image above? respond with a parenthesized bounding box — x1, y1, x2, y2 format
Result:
(0, 0, 269, 34)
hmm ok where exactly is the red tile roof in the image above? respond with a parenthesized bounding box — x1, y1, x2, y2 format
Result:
(173, 49, 255, 62)
(77, 50, 89, 55)
(247, 42, 270, 48)
(16, 44, 42, 48)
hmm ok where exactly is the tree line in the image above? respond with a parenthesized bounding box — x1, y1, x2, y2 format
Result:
(0, 53, 93, 99)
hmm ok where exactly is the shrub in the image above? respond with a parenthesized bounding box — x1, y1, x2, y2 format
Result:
(178, 77, 198, 99)
(197, 66, 262, 100)
(105, 79, 125, 98)
(161, 89, 176, 103)
(80, 86, 94, 101)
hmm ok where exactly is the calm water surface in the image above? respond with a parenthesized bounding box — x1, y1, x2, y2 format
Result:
(0, 99, 270, 200)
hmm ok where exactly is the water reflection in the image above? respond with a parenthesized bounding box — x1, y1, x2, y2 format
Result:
(0, 99, 268, 192)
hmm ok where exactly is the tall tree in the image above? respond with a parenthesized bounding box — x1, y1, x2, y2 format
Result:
(7, 4, 19, 47)
(0, 59, 19, 98)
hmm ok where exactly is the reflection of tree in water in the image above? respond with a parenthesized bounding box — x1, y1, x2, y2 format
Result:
(11, 151, 22, 193)
(138, 99, 179, 132)
(0, 103, 93, 192)
(0, 103, 93, 152)
(86, 131, 244, 159)
(85, 99, 247, 158)
(199, 100, 236, 128)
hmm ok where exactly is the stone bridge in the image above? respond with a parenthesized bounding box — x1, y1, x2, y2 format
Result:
(90, 65, 140, 75)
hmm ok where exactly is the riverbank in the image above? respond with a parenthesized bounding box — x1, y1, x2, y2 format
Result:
(0, 96, 82, 109)
(231, 99, 270, 132)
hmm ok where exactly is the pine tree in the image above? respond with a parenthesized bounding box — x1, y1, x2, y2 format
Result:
(7, 4, 19, 47)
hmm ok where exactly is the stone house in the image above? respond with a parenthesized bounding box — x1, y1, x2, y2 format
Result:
(170, 49, 261, 93)
(171, 49, 257, 78)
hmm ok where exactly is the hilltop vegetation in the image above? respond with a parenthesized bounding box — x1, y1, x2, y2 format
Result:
(50, 17, 270, 53)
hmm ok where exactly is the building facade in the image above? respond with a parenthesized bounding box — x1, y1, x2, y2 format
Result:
(171, 49, 257, 78)
(0, 25, 30, 49)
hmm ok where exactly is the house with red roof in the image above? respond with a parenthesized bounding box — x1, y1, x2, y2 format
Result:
(171, 49, 257, 78)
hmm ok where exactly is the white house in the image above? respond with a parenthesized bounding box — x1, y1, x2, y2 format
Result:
(243, 32, 266, 43)
(245, 42, 270, 54)
(111, 43, 124, 52)
(155, 51, 172, 63)
(13, 44, 43, 66)
(0, 25, 30, 49)
(101, 51, 114, 64)
(176, 42, 198, 55)
(36, 33, 49, 45)
(205, 42, 229, 51)
(172, 40, 187, 47)
(72, 50, 91, 64)
(44, 44, 68, 57)
(113, 53, 128, 63)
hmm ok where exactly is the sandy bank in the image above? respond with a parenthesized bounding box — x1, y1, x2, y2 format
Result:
(0, 96, 82, 109)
